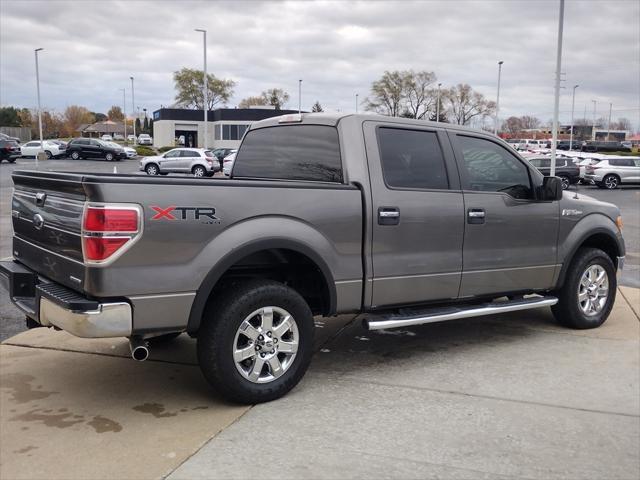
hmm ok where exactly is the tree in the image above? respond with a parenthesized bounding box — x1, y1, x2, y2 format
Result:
(173, 68, 235, 109)
(62, 105, 94, 137)
(404, 70, 437, 119)
(612, 118, 632, 131)
(261, 88, 290, 109)
(17, 108, 33, 127)
(311, 101, 323, 112)
(446, 84, 496, 126)
(520, 115, 540, 130)
(135, 118, 142, 134)
(148, 118, 154, 136)
(238, 96, 268, 108)
(363, 70, 405, 117)
(107, 106, 124, 122)
(502, 116, 524, 135)
(143, 116, 149, 132)
(91, 112, 107, 122)
(428, 96, 448, 122)
(0, 107, 21, 127)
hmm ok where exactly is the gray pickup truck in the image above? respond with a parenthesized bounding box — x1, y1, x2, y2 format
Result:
(1, 113, 625, 403)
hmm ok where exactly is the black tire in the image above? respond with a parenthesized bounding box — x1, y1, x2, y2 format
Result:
(8, 159, 16, 163)
(145, 163, 159, 175)
(559, 175, 570, 190)
(147, 332, 182, 345)
(603, 174, 620, 190)
(45, 150, 52, 160)
(197, 279, 314, 404)
(192, 165, 207, 177)
(551, 247, 616, 329)
(105, 152, 114, 161)
(70, 151, 81, 160)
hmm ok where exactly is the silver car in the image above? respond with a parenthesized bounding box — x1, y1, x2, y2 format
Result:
(584, 157, 640, 189)
(140, 148, 219, 177)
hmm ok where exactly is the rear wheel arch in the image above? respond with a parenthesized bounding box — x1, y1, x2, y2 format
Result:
(187, 239, 337, 335)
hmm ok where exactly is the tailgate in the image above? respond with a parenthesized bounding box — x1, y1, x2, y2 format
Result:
(11, 171, 86, 290)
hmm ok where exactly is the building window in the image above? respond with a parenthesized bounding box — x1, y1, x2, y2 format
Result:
(218, 123, 251, 141)
(214, 124, 221, 140)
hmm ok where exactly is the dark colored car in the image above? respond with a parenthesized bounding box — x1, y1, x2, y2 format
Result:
(66, 138, 127, 161)
(0, 132, 21, 144)
(0, 139, 20, 163)
(581, 141, 632, 153)
(526, 156, 580, 189)
(211, 148, 235, 171)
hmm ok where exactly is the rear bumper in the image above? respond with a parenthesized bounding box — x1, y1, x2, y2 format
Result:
(0, 260, 132, 338)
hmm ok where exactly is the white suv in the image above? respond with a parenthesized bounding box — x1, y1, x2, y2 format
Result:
(140, 148, 220, 177)
(138, 134, 153, 145)
(584, 157, 640, 189)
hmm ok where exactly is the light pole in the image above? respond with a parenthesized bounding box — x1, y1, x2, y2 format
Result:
(550, 0, 564, 177)
(34, 48, 44, 165)
(569, 84, 579, 151)
(298, 79, 302, 114)
(592, 100, 597, 140)
(120, 88, 127, 140)
(195, 29, 207, 148)
(494, 61, 503, 136)
(130, 76, 136, 143)
(436, 82, 442, 122)
(355, 93, 359, 113)
(607, 103, 612, 141)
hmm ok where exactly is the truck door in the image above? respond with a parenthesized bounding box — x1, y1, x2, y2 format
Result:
(364, 122, 465, 308)
(448, 133, 560, 297)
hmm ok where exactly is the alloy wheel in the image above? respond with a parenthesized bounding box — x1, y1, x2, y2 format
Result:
(577, 264, 609, 316)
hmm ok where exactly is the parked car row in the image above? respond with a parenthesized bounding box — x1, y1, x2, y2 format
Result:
(507, 138, 633, 153)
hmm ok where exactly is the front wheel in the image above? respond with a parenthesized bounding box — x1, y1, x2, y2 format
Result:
(551, 247, 616, 329)
(105, 152, 114, 161)
(70, 151, 81, 160)
(145, 163, 159, 175)
(559, 175, 570, 190)
(45, 150, 53, 160)
(197, 279, 314, 404)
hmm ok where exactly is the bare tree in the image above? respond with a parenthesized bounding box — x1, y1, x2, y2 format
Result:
(364, 71, 405, 117)
(611, 117, 632, 131)
(404, 70, 437, 119)
(520, 115, 540, 129)
(261, 88, 290, 109)
(238, 96, 268, 108)
(502, 116, 524, 135)
(446, 84, 496, 125)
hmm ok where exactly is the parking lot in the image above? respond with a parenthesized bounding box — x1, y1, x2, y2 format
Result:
(1, 157, 639, 479)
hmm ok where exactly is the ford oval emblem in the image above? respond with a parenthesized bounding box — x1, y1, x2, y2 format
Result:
(33, 213, 45, 230)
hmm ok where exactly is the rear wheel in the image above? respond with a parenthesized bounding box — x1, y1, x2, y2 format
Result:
(192, 165, 206, 177)
(197, 279, 314, 404)
(8, 158, 16, 163)
(145, 163, 159, 175)
(603, 174, 620, 189)
(552, 247, 616, 329)
(70, 151, 81, 160)
(105, 152, 114, 161)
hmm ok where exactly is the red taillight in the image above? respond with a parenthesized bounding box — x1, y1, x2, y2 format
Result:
(84, 207, 138, 232)
(82, 205, 140, 263)
(83, 237, 129, 261)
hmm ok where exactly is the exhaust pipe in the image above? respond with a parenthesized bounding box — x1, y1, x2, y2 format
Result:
(129, 336, 149, 361)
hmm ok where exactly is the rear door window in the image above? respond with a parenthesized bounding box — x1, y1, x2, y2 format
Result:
(181, 150, 200, 157)
(376, 127, 449, 190)
(233, 125, 343, 182)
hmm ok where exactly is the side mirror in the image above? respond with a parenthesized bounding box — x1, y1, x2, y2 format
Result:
(540, 176, 563, 201)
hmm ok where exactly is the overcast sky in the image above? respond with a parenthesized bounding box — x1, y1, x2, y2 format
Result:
(1, 0, 638, 129)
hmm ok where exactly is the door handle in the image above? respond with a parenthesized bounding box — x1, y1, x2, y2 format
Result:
(378, 207, 400, 225)
(467, 208, 485, 224)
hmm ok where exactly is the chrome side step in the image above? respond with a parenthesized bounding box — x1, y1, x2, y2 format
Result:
(364, 296, 558, 331)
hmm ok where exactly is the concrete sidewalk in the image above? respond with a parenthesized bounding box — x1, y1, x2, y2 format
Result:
(1, 290, 638, 480)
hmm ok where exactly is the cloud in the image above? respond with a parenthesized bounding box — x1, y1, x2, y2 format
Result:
(1, 0, 638, 129)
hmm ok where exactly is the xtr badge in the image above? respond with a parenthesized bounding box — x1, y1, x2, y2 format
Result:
(150, 206, 220, 224)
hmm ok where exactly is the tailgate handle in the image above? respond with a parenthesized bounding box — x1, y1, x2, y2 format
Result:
(35, 192, 47, 206)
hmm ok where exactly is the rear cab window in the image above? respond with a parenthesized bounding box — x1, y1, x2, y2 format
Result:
(233, 125, 343, 183)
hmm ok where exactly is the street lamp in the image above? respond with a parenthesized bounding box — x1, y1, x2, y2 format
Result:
(550, 0, 565, 177)
(355, 93, 359, 113)
(494, 61, 504, 135)
(120, 88, 127, 140)
(195, 29, 207, 148)
(592, 100, 597, 140)
(569, 84, 579, 151)
(436, 83, 442, 123)
(607, 103, 613, 141)
(298, 79, 302, 114)
(34, 48, 44, 165)
(130, 76, 136, 143)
